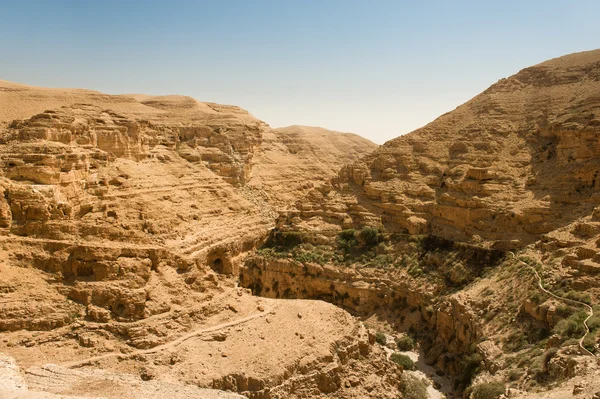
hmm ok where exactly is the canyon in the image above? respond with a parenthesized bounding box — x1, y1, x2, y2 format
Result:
(2, 49, 600, 399)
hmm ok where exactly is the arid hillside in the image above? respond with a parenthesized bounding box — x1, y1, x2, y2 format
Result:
(249, 125, 377, 206)
(283, 49, 600, 249)
(4, 49, 600, 399)
(243, 50, 600, 398)
(0, 80, 389, 399)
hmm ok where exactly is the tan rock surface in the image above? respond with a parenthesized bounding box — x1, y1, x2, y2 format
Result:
(243, 49, 600, 398)
(0, 79, 385, 398)
(0, 353, 245, 399)
(283, 49, 600, 249)
(249, 125, 377, 206)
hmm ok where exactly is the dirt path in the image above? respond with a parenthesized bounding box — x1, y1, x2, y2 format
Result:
(63, 305, 275, 368)
(509, 252, 596, 357)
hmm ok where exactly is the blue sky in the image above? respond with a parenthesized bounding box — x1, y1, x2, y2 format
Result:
(1, 1, 599, 143)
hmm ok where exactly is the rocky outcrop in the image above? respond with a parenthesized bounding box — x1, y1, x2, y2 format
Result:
(248, 125, 377, 207)
(3, 103, 263, 185)
(0, 80, 381, 399)
(240, 253, 489, 378)
(0, 352, 245, 399)
(281, 50, 600, 251)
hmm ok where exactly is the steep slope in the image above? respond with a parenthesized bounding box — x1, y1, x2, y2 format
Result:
(243, 50, 600, 396)
(248, 125, 377, 206)
(0, 80, 389, 398)
(282, 49, 600, 249)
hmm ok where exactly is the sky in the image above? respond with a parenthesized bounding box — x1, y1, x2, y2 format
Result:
(1, 1, 599, 144)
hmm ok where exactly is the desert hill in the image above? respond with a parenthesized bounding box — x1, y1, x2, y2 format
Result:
(0, 80, 385, 398)
(5, 49, 600, 399)
(249, 125, 377, 205)
(243, 50, 600, 397)
(283, 49, 600, 248)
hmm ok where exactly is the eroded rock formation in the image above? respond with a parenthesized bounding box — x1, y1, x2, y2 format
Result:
(0, 79, 385, 398)
(242, 50, 600, 397)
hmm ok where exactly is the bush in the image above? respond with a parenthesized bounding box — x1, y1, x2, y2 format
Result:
(508, 368, 524, 381)
(357, 226, 379, 246)
(457, 352, 482, 390)
(530, 292, 544, 304)
(470, 382, 505, 399)
(390, 352, 415, 370)
(583, 334, 597, 353)
(587, 315, 600, 331)
(338, 229, 356, 241)
(375, 332, 387, 346)
(369, 253, 395, 268)
(337, 229, 358, 252)
(399, 373, 428, 399)
(564, 290, 592, 305)
(395, 335, 415, 351)
(555, 304, 575, 318)
(552, 310, 588, 339)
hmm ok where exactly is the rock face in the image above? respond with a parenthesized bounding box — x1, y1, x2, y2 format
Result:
(248, 125, 377, 206)
(0, 80, 385, 398)
(281, 50, 600, 250)
(0, 80, 376, 268)
(3, 102, 263, 186)
(0, 353, 246, 399)
(240, 50, 600, 396)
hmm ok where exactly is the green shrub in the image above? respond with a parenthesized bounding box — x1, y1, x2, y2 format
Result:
(530, 292, 544, 304)
(391, 352, 416, 370)
(375, 332, 387, 346)
(256, 247, 282, 258)
(395, 335, 415, 351)
(561, 338, 579, 347)
(408, 265, 424, 278)
(357, 226, 379, 246)
(457, 352, 483, 390)
(555, 304, 575, 318)
(470, 382, 505, 399)
(337, 229, 358, 252)
(508, 368, 524, 381)
(587, 315, 600, 331)
(399, 373, 427, 399)
(552, 310, 588, 339)
(369, 253, 395, 268)
(564, 290, 592, 305)
(583, 334, 597, 353)
(338, 229, 356, 241)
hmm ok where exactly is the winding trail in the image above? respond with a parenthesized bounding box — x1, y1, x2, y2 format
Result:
(63, 305, 275, 368)
(509, 252, 596, 357)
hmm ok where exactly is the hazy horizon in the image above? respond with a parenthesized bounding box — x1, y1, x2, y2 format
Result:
(2, 1, 600, 144)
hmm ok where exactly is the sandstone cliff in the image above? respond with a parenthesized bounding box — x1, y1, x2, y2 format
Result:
(281, 50, 600, 250)
(0, 80, 385, 398)
(243, 50, 600, 397)
(249, 125, 377, 206)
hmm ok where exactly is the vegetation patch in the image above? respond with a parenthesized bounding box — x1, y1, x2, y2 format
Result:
(395, 335, 415, 351)
(390, 352, 415, 370)
(466, 382, 505, 399)
(399, 373, 428, 399)
(375, 332, 387, 346)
